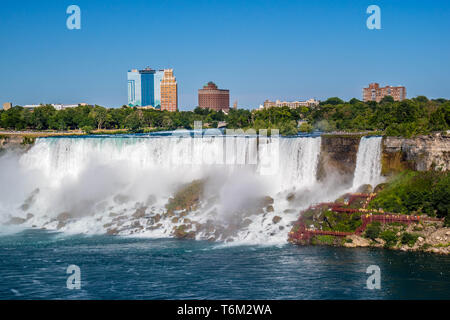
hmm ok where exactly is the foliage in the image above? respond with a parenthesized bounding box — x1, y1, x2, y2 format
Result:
(0, 97, 448, 137)
(311, 235, 335, 245)
(400, 232, 419, 247)
(364, 222, 381, 240)
(369, 171, 450, 221)
(380, 230, 399, 247)
(323, 211, 362, 232)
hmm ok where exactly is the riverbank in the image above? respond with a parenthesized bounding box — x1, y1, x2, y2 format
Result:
(288, 173, 450, 255)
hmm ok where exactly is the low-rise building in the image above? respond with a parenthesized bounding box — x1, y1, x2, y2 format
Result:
(262, 98, 320, 109)
(2, 102, 12, 110)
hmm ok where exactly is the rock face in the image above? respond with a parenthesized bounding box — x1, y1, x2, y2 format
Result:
(382, 133, 450, 174)
(0, 134, 35, 152)
(317, 135, 360, 184)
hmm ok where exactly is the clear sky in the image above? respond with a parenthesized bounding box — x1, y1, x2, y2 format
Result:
(1, 0, 449, 110)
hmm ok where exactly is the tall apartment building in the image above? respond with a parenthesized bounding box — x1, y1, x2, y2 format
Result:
(160, 69, 178, 112)
(198, 82, 229, 112)
(363, 83, 406, 102)
(127, 67, 177, 110)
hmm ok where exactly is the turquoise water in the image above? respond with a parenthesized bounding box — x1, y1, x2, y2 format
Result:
(0, 229, 449, 300)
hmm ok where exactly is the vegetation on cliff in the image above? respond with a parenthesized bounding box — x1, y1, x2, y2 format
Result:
(368, 171, 450, 225)
(1, 95, 448, 137)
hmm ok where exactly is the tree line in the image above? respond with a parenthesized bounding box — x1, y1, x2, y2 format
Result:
(0, 96, 449, 137)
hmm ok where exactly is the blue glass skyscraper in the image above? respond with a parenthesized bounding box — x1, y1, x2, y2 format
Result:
(127, 68, 156, 107)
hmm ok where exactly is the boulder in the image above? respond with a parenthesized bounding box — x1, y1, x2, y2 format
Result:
(106, 228, 119, 235)
(262, 196, 274, 207)
(356, 184, 373, 194)
(132, 207, 146, 219)
(272, 216, 282, 224)
(8, 217, 26, 225)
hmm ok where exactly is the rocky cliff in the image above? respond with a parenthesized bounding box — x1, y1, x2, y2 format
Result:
(317, 135, 360, 184)
(382, 133, 450, 174)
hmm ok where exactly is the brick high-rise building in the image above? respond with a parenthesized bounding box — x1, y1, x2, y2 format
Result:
(160, 69, 178, 112)
(363, 83, 406, 102)
(198, 82, 229, 112)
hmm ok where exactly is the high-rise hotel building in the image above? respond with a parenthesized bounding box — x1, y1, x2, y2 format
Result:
(363, 83, 406, 102)
(160, 69, 178, 112)
(127, 67, 177, 111)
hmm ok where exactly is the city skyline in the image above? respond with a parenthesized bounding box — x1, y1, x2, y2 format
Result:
(1, 0, 450, 110)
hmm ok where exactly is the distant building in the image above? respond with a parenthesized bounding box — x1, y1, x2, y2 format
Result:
(160, 69, 178, 112)
(21, 104, 85, 110)
(262, 98, 320, 109)
(127, 67, 177, 111)
(363, 83, 406, 102)
(198, 82, 229, 112)
(2, 102, 12, 110)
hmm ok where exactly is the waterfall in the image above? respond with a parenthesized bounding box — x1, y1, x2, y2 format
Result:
(352, 136, 383, 190)
(0, 134, 330, 244)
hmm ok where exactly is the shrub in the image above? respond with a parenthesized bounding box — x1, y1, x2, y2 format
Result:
(365, 222, 381, 240)
(401, 232, 419, 247)
(380, 230, 398, 247)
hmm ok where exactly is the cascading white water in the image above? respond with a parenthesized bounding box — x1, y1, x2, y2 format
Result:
(352, 136, 383, 190)
(0, 134, 343, 244)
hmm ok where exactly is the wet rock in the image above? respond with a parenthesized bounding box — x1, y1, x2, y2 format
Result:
(132, 207, 146, 219)
(57, 221, 66, 230)
(106, 228, 119, 235)
(272, 216, 282, 224)
(242, 218, 253, 228)
(261, 196, 274, 207)
(166, 180, 204, 214)
(283, 209, 296, 214)
(266, 205, 274, 212)
(20, 188, 39, 211)
(112, 215, 127, 222)
(153, 213, 161, 224)
(173, 224, 196, 239)
(279, 226, 284, 231)
(8, 217, 26, 225)
(56, 212, 72, 222)
(356, 184, 373, 194)
(171, 217, 179, 223)
(183, 218, 191, 224)
(113, 194, 130, 205)
(286, 193, 295, 201)
(147, 223, 162, 231)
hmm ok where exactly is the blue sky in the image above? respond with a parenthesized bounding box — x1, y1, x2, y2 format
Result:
(1, 0, 449, 110)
